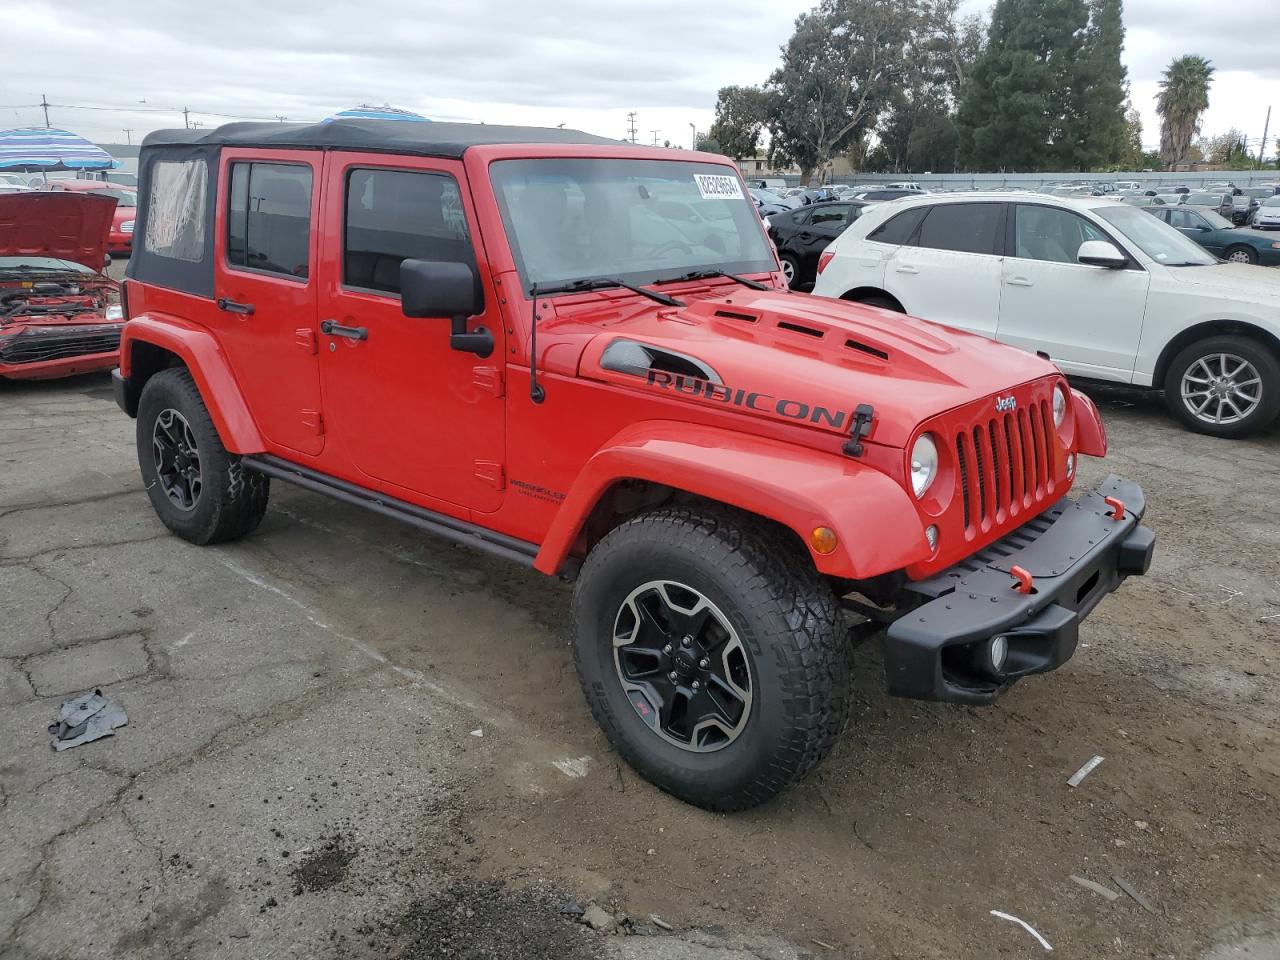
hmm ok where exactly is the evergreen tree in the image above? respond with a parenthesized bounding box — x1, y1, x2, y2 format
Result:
(1071, 0, 1128, 169)
(956, 0, 1089, 170)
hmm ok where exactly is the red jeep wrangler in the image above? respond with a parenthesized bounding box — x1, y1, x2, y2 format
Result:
(114, 121, 1154, 810)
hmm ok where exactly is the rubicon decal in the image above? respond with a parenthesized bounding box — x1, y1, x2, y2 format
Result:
(646, 370, 852, 429)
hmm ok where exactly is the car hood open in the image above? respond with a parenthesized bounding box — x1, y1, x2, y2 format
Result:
(0, 192, 117, 272)
(577, 288, 1057, 448)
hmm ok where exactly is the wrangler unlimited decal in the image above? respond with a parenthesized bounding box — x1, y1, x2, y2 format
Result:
(646, 369, 852, 429)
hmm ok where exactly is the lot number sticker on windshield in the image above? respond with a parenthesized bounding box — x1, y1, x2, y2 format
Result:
(694, 174, 744, 201)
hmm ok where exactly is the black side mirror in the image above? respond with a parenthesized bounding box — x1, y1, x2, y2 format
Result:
(399, 259, 492, 358)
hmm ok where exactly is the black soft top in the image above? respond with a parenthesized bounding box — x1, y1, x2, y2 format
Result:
(141, 119, 620, 159)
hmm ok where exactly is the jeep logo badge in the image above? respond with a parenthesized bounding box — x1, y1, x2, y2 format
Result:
(995, 395, 1017, 412)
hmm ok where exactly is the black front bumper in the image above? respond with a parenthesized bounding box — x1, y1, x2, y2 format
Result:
(884, 475, 1154, 705)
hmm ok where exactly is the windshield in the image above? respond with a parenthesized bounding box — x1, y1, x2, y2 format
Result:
(1186, 192, 1220, 205)
(750, 188, 784, 204)
(0, 256, 96, 274)
(98, 188, 136, 206)
(1264, 196, 1280, 208)
(490, 158, 775, 290)
(1094, 205, 1216, 266)
(1196, 209, 1234, 230)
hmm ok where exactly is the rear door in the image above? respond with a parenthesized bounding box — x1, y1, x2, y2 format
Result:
(996, 203, 1150, 381)
(315, 153, 506, 513)
(788, 203, 855, 283)
(214, 150, 324, 456)
(884, 201, 1005, 337)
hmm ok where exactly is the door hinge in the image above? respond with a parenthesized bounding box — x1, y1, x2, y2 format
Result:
(474, 460, 505, 490)
(473, 365, 504, 397)
(295, 328, 318, 354)
(301, 409, 324, 436)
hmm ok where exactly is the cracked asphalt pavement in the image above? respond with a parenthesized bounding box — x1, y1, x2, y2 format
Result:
(1, 372, 1278, 960)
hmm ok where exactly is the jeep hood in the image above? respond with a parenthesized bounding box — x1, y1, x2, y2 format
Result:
(577, 289, 1057, 448)
(0, 192, 116, 272)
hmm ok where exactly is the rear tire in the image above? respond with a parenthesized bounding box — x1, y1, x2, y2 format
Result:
(571, 506, 852, 811)
(857, 295, 905, 313)
(136, 368, 269, 544)
(1223, 245, 1258, 265)
(779, 253, 800, 289)
(1163, 335, 1280, 438)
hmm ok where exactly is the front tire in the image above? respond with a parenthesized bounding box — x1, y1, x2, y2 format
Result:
(779, 253, 800, 289)
(571, 506, 852, 811)
(1224, 245, 1259, 265)
(136, 368, 270, 544)
(1163, 335, 1280, 438)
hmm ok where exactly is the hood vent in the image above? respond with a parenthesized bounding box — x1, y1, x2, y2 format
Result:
(712, 309, 759, 323)
(600, 338, 722, 384)
(777, 320, 824, 338)
(845, 338, 889, 361)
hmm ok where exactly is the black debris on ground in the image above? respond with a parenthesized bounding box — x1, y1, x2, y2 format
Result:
(290, 832, 358, 895)
(385, 879, 601, 960)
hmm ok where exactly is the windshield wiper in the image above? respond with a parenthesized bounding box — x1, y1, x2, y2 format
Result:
(659, 269, 769, 291)
(534, 277, 684, 307)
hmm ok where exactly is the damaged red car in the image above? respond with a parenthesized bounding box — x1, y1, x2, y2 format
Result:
(0, 191, 123, 380)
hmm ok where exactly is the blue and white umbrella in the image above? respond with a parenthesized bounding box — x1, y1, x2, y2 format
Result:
(329, 105, 429, 122)
(0, 127, 120, 172)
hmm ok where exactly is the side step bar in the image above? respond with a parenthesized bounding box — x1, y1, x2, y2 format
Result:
(242, 454, 541, 569)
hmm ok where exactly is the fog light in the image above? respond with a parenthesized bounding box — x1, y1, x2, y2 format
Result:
(924, 525, 939, 551)
(989, 635, 1008, 672)
(811, 526, 838, 555)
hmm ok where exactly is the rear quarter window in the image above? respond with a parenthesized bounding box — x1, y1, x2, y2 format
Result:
(866, 207, 927, 245)
(144, 159, 208, 262)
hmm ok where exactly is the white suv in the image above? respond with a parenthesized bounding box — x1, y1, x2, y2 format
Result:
(811, 192, 1280, 438)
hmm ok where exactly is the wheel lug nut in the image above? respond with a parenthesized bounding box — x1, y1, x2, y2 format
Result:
(668, 671, 678, 682)
(663, 644, 672, 655)
(691, 680, 701, 690)
(699, 658, 709, 669)
(681, 636, 692, 647)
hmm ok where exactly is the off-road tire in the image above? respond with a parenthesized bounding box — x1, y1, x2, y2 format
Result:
(136, 368, 269, 544)
(571, 506, 852, 811)
(1163, 334, 1280, 438)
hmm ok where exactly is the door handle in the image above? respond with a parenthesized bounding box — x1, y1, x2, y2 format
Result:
(1006, 276, 1034, 287)
(216, 298, 254, 315)
(320, 319, 368, 341)
(894, 264, 919, 275)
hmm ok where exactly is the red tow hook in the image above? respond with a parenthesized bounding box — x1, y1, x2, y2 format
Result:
(1010, 565, 1034, 594)
(1104, 496, 1125, 520)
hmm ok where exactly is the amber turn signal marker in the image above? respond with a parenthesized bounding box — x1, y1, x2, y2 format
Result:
(810, 526, 838, 555)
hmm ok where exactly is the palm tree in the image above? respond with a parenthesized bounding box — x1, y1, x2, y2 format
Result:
(1156, 55, 1215, 168)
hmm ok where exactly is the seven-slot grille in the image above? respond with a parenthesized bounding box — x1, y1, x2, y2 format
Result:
(954, 397, 1055, 531)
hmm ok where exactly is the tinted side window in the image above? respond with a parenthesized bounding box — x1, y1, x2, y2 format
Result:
(226, 162, 312, 278)
(916, 203, 1002, 255)
(344, 169, 476, 295)
(788, 208, 812, 226)
(1013, 205, 1106, 264)
(809, 205, 850, 227)
(867, 207, 927, 245)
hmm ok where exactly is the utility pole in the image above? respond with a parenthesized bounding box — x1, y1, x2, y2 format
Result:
(122, 129, 133, 145)
(689, 122, 696, 150)
(626, 111, 638, 144)
(183, 106, 191, 129)
(1259, 106, 1272, 169)
(40, 93, 50, 128)
(650, 130, 660, 147)
(274, 114, 288, 123)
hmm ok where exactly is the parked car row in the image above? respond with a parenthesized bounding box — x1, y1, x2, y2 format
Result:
(811, 191, 1280, 438)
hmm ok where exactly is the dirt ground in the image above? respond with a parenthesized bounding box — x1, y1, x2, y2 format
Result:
(1, 370, 1277, 960)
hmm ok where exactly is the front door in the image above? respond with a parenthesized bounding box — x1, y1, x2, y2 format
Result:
(315, 153, 506, 513)
(997, 203, 1151, 382)
(214, 149, 324, 456)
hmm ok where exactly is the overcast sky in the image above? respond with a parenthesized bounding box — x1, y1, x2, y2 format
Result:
(1, 0, 1274, 157)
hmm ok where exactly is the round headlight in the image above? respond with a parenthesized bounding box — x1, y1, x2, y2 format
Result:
(1052, 383, 1068, 428)
(910, 433, 939, 499)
